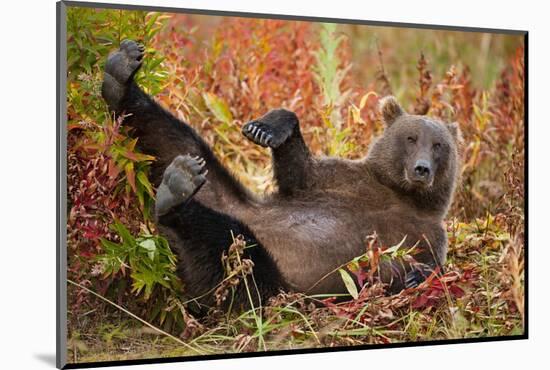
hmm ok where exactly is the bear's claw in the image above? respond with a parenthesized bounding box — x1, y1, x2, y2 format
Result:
(242, 109, 299, 149)
(242, 122, 275, 147)
(242, 121, 291, 148)
(404, 263, 436, 289)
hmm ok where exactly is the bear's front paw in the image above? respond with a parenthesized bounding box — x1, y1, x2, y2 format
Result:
(242, 120, 295, 148)
(404, 263, 437, 289)
(242, 109, 298, 148)
(155, 155, 207, 216)
(242, 121, 276, 148)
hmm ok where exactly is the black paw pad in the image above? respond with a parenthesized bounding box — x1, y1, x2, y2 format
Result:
(155, 155, 208, 217)
(164, 155, 208, 199)
(104, 39, 145, 85)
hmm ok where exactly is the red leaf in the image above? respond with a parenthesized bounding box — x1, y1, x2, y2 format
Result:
(449, 285, 465, 298)
(412, 293, 430, 309)
(108, 159, 120, 179)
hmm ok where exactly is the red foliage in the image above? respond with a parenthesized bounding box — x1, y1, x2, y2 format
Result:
(492, 47, 525, 147)
(156, 17, 320, 124)
(410, 270, 468, 309)
(66, 122, 144, 312)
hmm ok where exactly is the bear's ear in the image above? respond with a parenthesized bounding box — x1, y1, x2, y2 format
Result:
(446, 121, 463, 144)
(379, 96, 405, 126)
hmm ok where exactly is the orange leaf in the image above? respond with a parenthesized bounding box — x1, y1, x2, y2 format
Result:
(108, 159, 120, 179)
(125, 162, 136, 193)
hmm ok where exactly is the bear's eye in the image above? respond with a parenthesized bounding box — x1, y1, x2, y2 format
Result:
(407, 136, 417, 144)
(433, 143, 442, 151)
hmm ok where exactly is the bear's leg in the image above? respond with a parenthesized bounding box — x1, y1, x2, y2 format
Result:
(242, 109, 313, 196)
(101, 39, 210, 186)
(102, 39, 145, 112)
(156, 155, 285, 311)
(101, 40, 252, 208)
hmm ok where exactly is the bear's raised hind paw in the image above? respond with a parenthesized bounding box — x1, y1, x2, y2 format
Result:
(105, 39, 145, 85)
(155, 155, 207, 216)
(102, 40, 145, 111)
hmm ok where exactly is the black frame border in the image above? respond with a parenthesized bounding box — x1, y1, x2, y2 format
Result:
(56, 1, 529, 369)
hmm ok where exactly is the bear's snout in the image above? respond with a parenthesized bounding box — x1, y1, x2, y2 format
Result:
(414, 159, 431, 177)
(411, 159, 433, 185)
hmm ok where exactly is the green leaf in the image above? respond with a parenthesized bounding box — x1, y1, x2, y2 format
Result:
(112, 221, 135, 247)
(202, 92, 233, 124)
(137, 171, 155, 197)
(147, 56, 164, 71)
(338, 269, 359, 299)
(125, 161, 136, 193)
(139, 238, 157, 261)
(99, 238, 122, 253)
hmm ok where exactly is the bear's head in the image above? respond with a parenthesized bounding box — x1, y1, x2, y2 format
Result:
(367, 96, 462, 213)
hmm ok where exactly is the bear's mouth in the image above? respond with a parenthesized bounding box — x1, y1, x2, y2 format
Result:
(412, 178, 433, 187)
(404, 168, 434, 189)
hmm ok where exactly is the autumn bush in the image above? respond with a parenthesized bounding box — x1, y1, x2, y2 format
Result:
(65, 8, 525, 362)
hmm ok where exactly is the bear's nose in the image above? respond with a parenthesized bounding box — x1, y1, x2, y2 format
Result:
(414, 160, 431, 178)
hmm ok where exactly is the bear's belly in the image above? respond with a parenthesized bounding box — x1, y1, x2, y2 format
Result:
(244, 205, 367, 293)
(240, 203, 444, 294)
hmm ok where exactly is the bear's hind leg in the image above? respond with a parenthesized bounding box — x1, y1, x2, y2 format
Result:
(102, 39, 144, 112)
(158, 198, 285, 312)
(156, 156, 285, 311)
(101, 40, 254, 206)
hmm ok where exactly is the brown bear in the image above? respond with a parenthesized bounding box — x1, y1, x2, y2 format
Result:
(101, 40, 462, 311)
